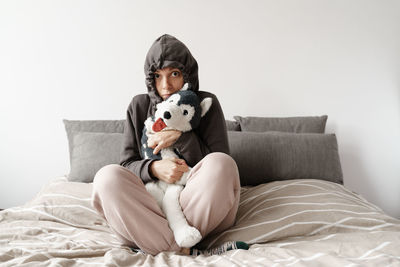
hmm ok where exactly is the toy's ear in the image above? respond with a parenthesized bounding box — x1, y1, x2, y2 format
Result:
(200, 97, 212, 117)
(181, 83, 189, 91)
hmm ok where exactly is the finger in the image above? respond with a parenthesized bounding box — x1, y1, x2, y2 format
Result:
(173, 158, 185, 164)
(147, 139, 156, 148)
(176, 164, 189, 173)
(170, 174, 181, 183)
(177, 159, 187, 166)
(171, 159, 188, 172)
(176, 159, 185, 165)
(171, 173, 183, 182)
(168, 176, 177, 183)
(148, 134, 161, 148)
(153, 145, 160, 155)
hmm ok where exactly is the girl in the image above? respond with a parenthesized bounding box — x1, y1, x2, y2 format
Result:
(92, 34, 247, 255)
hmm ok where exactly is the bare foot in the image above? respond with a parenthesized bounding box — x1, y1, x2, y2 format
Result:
(179, 247, 190, 255)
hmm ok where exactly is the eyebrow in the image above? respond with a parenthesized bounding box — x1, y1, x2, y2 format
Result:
(155, 68, 181, 74)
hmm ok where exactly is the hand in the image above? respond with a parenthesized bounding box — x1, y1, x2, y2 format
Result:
(150, 158, 189, 184)
(148, 130, 182, 155)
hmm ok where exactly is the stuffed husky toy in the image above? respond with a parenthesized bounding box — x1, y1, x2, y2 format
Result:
(141, 83, 212, 248)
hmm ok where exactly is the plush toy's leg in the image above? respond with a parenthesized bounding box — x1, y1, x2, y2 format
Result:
(145, 182, 164, 208)
(162, 184, 202, 248)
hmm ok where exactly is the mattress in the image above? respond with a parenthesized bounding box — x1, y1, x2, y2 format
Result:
(1, 177, 399, 266)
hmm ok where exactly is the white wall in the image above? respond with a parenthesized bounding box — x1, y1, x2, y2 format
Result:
(0, 0, 399, 218)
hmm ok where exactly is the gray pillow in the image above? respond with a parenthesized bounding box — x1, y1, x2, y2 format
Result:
(63, 119, 125, 182)
(233, 115, 328, 133)
(68, 132, 124, 182)
(225, 120, 241, 131)
(228, 131, 343, 186)
(63, 119, 238, 182)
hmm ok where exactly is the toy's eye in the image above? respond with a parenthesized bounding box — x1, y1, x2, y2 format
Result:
(169, 100, 173, 103)
(183, 110, 188, 115)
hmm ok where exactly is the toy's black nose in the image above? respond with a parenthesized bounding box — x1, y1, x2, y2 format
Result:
(163, 111, 171, 120)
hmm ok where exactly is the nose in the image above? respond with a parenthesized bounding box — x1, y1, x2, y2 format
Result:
(161, 77, 172, 90)
(163, 111, 171, 120)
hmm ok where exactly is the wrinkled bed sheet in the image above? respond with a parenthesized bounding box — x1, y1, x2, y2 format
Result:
(1, 177, 399, 266)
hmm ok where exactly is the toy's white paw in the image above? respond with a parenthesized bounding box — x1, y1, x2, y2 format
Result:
(174, 226, 202, 248)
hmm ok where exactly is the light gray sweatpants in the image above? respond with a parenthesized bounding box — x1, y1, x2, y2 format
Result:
(91, 152, 240, 255)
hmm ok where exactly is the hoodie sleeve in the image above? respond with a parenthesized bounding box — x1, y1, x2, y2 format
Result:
(173, 92, 229, 167)
(119, 96, 156, 184)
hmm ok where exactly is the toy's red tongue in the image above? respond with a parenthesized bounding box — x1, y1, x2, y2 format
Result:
(152, 118, 167, 132)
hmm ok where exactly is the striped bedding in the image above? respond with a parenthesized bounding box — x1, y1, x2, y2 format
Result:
(1, 177, 399, 266)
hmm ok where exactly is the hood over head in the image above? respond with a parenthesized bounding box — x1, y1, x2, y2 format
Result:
(144, 34, 199, 110)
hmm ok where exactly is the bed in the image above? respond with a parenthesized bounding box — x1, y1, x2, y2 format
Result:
(1, 115, 399, 266)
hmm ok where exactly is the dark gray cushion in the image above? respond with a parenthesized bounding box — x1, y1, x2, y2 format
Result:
(63, 119, 238, 182)
(228, 131, 343, 186)
(68, 132, 124, 182)
(226, 120, 241, 131)
(233, 115, 328, 133)
(63, 119, 125, 182)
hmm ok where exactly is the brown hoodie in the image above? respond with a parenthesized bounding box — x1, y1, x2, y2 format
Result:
(119, 34, 229, 183)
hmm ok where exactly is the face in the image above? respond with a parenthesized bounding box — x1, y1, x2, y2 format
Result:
(155, 93, 196, 132)
(154, 67, 184, 100)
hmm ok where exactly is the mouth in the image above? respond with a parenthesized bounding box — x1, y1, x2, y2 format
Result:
(152, 117, 167, 132)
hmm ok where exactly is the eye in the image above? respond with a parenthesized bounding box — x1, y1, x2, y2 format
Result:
(172, 71, 180, 77)
(154, 73, 160, 79)
(183, 110, 188, 115)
